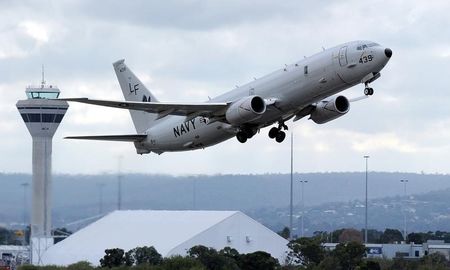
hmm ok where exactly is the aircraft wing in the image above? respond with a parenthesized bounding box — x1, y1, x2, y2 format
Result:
(65, 134, 147, 142)
(61, 98, 229, 118)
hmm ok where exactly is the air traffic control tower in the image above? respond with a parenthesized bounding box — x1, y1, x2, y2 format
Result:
(16, 74, 68, 265)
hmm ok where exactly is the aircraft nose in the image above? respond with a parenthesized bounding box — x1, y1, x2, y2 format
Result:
(384, 48, 392, 58)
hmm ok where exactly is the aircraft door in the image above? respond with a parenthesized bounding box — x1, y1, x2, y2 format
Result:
(339, 46, 348, 66)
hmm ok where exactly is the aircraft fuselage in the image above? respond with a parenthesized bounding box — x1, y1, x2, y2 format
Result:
(136, 40, 391, 153)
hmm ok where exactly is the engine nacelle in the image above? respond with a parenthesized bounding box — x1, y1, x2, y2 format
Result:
(225, 95, 266, 125)
(310, 95, 350, 124)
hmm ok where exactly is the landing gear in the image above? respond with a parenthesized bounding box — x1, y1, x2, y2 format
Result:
(364, 83, 374, 96)
(236, 132, 247, 143)
(275, 131, 286, 143)
(268, 127, 279, 139)
(236, 127, 257, 143)
(268, 122, 288, 143)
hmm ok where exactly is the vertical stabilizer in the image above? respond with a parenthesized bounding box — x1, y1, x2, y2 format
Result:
(113, 60, 159, 133)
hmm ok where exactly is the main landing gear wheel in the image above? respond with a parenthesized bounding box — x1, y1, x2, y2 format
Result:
(236, 132, 247, 143)
(275, 131, 286, 143)
(236, 127, 257, 143)
(268, 127, 279, 139)
(268, 122, 288, 143)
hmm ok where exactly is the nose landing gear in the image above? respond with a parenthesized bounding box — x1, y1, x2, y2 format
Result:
(364, 83, 374, 96)
(268, 122, 288, 143)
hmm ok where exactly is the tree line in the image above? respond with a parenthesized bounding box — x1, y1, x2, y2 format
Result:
(17, 241, 450, 270)
(278, 227, 450, 245)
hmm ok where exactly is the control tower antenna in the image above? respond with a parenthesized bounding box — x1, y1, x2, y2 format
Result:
(41, 65, 45, 87)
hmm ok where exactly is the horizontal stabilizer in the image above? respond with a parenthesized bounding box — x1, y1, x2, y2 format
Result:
(59, 98, 229, 118)
(65, 134, 147, 142)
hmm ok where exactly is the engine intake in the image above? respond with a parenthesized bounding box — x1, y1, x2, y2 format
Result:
(310, 95, 350, 124)
(225, 95, 266, 125)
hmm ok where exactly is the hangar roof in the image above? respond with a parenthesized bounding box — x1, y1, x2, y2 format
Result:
(42, 210, 240, 265)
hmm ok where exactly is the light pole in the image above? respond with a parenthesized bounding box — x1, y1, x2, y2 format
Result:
(289, 132, 294, 240)
(364, 155, 369, 243)
(193, 179, 197, 210)
(299, 180, 308, 238)
(117, 155, 123, 210)
(400, 179, 408, 241)
(97, 183, 105, 215)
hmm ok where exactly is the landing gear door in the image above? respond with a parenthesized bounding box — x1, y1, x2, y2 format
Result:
(339, 46, 348, 66)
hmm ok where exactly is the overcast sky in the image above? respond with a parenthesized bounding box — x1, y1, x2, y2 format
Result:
(1, 0, 450, 175)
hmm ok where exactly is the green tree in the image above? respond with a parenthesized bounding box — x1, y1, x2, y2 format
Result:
(358, 260, 381, 270)
(316, 255, 341, 270)
(420, 252, 449, 269)
(287, 237, 325, 267)
(313, 231, 329, 242)
(278, 227, 290, 240)
(126, 246, 162, 265)
(379, 229, 403, 244)
(390, 257, 419, 270)
(363, 229, 383, 244)
(339, 229, 363, 243)
(66, 261, 94, 270)
(332, 242, 366, 270)
(188, 245, 238, 270)
(407, 232, 424, 244)
(239, 251, 279, 270)
(162, 255, 205, 270)
(99, 248, 125, 268)
(331, 229, 345, 243)
(124, 249, 135, 266)
(219, 247, 241, 262)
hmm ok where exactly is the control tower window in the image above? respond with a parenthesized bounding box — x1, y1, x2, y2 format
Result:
(27, 92, 59, 99)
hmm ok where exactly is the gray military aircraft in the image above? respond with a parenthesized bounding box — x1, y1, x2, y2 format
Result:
(64, 40, 392, 154)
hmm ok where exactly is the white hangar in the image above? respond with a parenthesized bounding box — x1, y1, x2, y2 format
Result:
(42, 210, 289, 265)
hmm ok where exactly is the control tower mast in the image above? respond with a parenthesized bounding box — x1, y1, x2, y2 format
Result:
(16, 69, 68, 265)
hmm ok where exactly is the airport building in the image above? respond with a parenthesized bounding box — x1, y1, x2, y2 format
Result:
(41, 210, 289, 266)
(324, 240, 450, 260)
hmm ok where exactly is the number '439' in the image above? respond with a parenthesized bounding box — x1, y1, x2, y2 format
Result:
(359, 55, 373, 64)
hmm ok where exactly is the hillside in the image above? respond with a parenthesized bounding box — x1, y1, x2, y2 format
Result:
(1, 172, 449, 233)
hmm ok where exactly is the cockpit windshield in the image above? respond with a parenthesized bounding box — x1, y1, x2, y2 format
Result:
(357, 42, 380, 50)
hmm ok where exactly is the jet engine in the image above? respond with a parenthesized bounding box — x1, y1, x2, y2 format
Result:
(310, 95, 350, 124)
(225, 95, 266, 125)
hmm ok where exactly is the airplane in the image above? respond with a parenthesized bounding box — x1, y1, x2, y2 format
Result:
(63, 40, 392, 154)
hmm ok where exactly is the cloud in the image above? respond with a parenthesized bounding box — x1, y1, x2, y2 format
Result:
(351, 132, 418, 153)
(1, 0, 450, 175)
(19, 21, 49, 44)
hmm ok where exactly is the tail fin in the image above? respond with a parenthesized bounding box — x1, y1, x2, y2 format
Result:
(113, 59, 159, 133)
